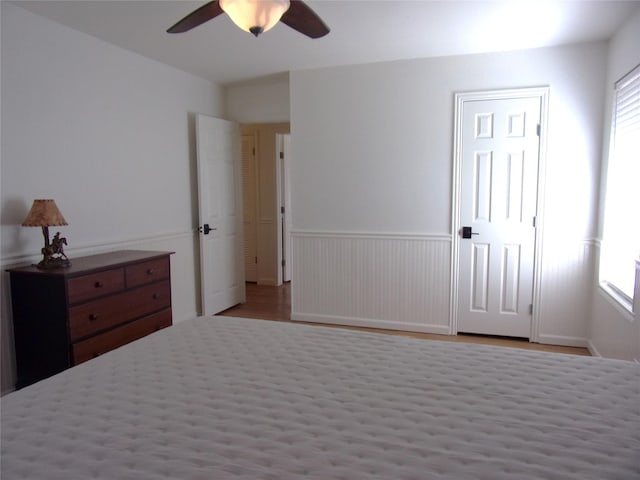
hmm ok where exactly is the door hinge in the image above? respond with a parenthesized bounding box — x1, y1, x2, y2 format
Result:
(529, 304, 533, 315)
(536, 124, 541, 136)
(281, 206, 285, 214)
(281, 259, 286, 267)
(252, 147, 256, 155)
(255, 256, 258, 264)
(279, 151, 284, 159)
(532, 216, 537, 228)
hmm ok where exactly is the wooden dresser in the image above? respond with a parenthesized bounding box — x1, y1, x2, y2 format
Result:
(7, 250, 174, 389)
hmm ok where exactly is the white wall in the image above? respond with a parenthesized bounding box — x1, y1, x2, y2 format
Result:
(590, 7, 640, 361)
(226, 74, 290, 123)
(290, 43, 608, 344)
(1, 3, 225, 393)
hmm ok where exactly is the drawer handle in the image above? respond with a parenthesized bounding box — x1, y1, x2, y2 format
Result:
(152, 293, 158, 300)
(94, 281, 104, 288)
(147, 268, 155, 275)
(89, 313, 99, 321)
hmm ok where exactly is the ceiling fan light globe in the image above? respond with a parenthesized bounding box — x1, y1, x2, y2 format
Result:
(219, 0, 290, 35)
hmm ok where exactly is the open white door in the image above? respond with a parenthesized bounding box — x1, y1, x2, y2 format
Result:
(241, 133, 258, 283)
(283, 134, 292, 282)
(277, 134, 293, 283)
(196, 114, 245, 315)
(453, 89, 546, 338)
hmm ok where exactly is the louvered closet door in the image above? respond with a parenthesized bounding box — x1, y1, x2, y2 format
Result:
(457, 95, 542, 338)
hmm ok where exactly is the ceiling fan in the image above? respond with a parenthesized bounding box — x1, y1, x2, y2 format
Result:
(167, 0, 330, 38)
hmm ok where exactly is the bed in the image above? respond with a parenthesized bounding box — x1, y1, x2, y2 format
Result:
(2, 316, 639, 479)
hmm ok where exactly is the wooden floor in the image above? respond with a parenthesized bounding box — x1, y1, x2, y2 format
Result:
(221, 283, 590, 356)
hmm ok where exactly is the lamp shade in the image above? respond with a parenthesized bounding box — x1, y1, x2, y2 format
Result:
(219, 0, 290, 35)
(22, 199, 68, 227)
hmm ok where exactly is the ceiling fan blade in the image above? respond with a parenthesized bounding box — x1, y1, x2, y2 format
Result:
(167, 1, 224, 33)
(280, 0, 330, 39)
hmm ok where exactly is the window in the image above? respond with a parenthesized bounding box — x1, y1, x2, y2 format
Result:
(600, 64, 640, 306)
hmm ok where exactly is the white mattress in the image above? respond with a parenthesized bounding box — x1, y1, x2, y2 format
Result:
(2, 316, 639, 479)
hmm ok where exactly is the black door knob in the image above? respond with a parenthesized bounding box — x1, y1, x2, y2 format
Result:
(461, 226, 480, 239)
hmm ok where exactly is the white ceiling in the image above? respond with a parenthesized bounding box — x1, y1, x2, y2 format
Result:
(14, 0, 640, 85)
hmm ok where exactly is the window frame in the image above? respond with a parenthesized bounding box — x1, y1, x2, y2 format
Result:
(599, 63, 640, 317)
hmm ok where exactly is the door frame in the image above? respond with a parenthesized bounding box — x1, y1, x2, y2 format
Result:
(242, 132, 259, 283)
(449, 87, 549, 341)
(276, 133, 292, 284)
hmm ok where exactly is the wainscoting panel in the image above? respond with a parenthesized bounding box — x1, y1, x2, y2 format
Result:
(291, 232, 452, 334)
(533, 239, 596, 347)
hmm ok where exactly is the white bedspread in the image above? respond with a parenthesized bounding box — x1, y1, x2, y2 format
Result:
(2, 316, 639, 479)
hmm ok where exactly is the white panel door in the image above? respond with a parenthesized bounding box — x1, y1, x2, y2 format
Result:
(457, 95, 542, 337)
(196, 114, 245, 315)
(241, 134, 258, 282)
(283, 134, 292, 282)
(278, 133, 293, 283)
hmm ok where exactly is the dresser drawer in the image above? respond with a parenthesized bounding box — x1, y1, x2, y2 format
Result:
(126, 257, 170, 288)
(71, 309, 172, 365)
(69, 280, 171, 341)
(67, 269, 125, 304)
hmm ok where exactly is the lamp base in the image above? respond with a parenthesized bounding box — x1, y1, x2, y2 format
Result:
(37, 229, 71, 269)
(36, 257, 72, 270)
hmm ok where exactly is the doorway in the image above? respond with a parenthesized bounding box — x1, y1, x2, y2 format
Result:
(451, 88, 549, 339)
(240, 123, 291, 286)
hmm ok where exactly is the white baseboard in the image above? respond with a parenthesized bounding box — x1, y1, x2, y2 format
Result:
(586, 340, 602, 357)
(291, 312, 451, 335)
(174, 311, 201, 323)
(536, 334, 589, 348)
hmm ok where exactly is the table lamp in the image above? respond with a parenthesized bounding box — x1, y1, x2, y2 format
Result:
(22, 199, 71, 269)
